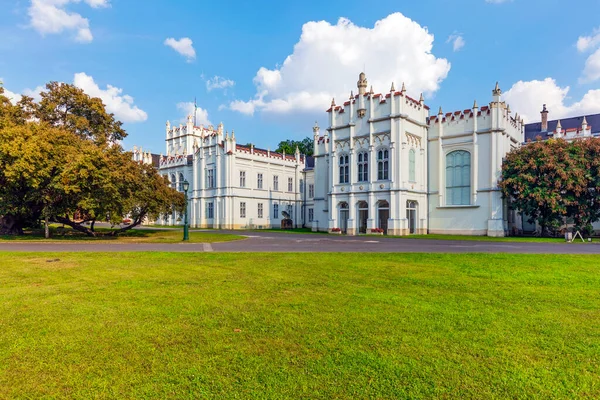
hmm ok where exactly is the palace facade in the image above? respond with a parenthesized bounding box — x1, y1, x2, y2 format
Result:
(133, 73, 599, 236)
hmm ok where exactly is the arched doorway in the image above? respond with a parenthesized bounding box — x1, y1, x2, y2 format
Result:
(357, 201, 368, 234)
(377, 200, 389, 234)
(406, 200, 418, 234)
(339, 202, 349, 234)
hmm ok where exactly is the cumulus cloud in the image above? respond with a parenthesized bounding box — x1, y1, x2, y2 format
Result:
(206, 76, 235, 92)
(28, 0, 109, 43)
(164, 37, 196, 61)
(577, 28, 600, 82)
(1, 79, 43, 104)
(227, 13, 451, 116)
(176, 102, 211, 126)
(73, 72, 147, 123)
(447, 33, 465, 52)
(503, 78, 600, 122)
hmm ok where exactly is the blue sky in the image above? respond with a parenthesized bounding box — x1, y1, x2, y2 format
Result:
(1, 0, 600, 154)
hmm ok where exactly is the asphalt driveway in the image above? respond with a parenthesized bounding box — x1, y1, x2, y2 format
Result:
(0, 230, 599, 254)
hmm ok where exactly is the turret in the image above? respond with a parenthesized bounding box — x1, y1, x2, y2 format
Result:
(313, 121, 320, 139)
(556, 119, 562, 135)
(357, 72, 367, 118)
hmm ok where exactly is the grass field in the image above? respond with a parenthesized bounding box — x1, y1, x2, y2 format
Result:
(0, 228, 244, 243)
(1, 252, 599, 398)
(399, 233, 570, 243)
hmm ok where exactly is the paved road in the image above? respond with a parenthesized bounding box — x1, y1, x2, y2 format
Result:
(0, 230, 599, 254)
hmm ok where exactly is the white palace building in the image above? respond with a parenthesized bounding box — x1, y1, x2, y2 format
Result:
(133, 73, 598, 236)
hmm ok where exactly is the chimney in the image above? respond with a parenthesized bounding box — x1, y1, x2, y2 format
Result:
(541, 104, 549, 131)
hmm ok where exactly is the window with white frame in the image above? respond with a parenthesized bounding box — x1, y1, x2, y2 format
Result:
(308, 208, 314, 222)
(178, 172, 185, 191)
(206, 169, 215, 189)
(446, 150, 471, 205)
(339, 154, 349, 183)
(273, 175, 279, 191)
(258, 203, 263, 218)
(240, 202, 246, 218)
(409, 149, 416, 182)
(170, 174, 176, 189)
(257, 173, 263, 189)
(288, 177, 293, 192)
(377, 149, 389, 180)
(240, 171, 246, 188)
(357, 152, 368, 182)
(287, 204, 293, 216)
(206, 202, 214, 219)
(308, 184, 314, 198)
(273, 203, 279, 219)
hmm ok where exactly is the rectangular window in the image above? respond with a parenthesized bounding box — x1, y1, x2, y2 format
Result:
(206, 169, 215, 188)
(339, 154, 349, 183)
(308, 184, 314, 198)
(308, 208, 314, 222)
(240, 202, 246, 218)
(240, 171, 246, 188)
(288, 177, 293, 192)
(206, 202, 214, 219)
(287, 204, 293, 216)
(446, 151, 471, 205)
(258, 203, 263, 218)
(257, 173, 263, 189)
(409, 149, 416, 182)
(273, 203, 279, 219)
(273, 175, 279, 191)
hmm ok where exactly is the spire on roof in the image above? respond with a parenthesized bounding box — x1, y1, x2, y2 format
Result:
(419, 93, 424, 103)
(507, 104, 511, 114)
(473, 99, 478, 109)
(492, 81, 502, 96)
(331, 98, 336, 107)
(556, 119, 562, 129)
(369, 85, 374, 95)
(357, 72, 368, 95)
(583, 116, 588, 126)
(401, 82, 406, 93)
(438, 106, 443, 115)
(390, 82, 395, 92)
(349, 90, 354, 100)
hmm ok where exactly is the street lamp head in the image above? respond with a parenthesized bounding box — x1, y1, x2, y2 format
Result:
(182, 180, 189, 192)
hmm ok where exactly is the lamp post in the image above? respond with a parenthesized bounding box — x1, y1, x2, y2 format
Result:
(182, 180, 190, 241)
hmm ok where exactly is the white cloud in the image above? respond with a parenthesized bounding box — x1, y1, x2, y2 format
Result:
(176, 102, 211, 126)
(22, 86, 44, 102)
(164, 37, 196, 62)
(0, 79, 43, 104)
(73, 72, 147, 123)
(503, 78, 600, 122)
(206, 76, 235, 92)
(577, 28, 600, 82)
(228, 13, 450, 116)
(447, 33, 465, 52)
(28, 0, 109, 43)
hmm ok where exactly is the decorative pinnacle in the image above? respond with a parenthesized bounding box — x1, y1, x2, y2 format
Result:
(556, 119, 562, 129)
(473, 99, 478, 109)
(583, 116, 588, 125)
(507, 104, 511, 113)
(369, 85, 374, 94)
(438, 106, 443, 115)
(492, 81, 502, 96)
(401, 82, 406, 93)
(350, 90, 354, 99)
(419, 93, 424, 103)
(331, 98, 336, 106)
(390, 82, 395, 92)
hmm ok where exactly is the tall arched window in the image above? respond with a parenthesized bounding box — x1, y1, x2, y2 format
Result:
(339, 154, 349, 184)
(357, 152, 369, 182)
(178, 172, 185, 191)
(409, 149, 416, 182)
(170, 174, 176, 189)
(377, 149, 389, 180)
(446, 150, 471, 205)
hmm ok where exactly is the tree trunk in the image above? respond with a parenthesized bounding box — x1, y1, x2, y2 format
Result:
(90, 219, 95, 232)
(44, 216, 50, 239)
(108, 213, 146, 236)
(53, 216, 97, 237)
(0, 215, 24, 235)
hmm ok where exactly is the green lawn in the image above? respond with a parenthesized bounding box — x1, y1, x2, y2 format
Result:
(0, 228, 244, 243)
(1, 253, 599, 399)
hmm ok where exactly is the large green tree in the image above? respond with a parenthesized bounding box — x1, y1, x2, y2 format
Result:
(500, 138, 600, 237)
(0, 83, 184, 237)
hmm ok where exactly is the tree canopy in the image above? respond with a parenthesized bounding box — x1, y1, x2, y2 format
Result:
(500, 138, 600, 236)
(275, 137, 313, 156)
(0, 83, 184, 236)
